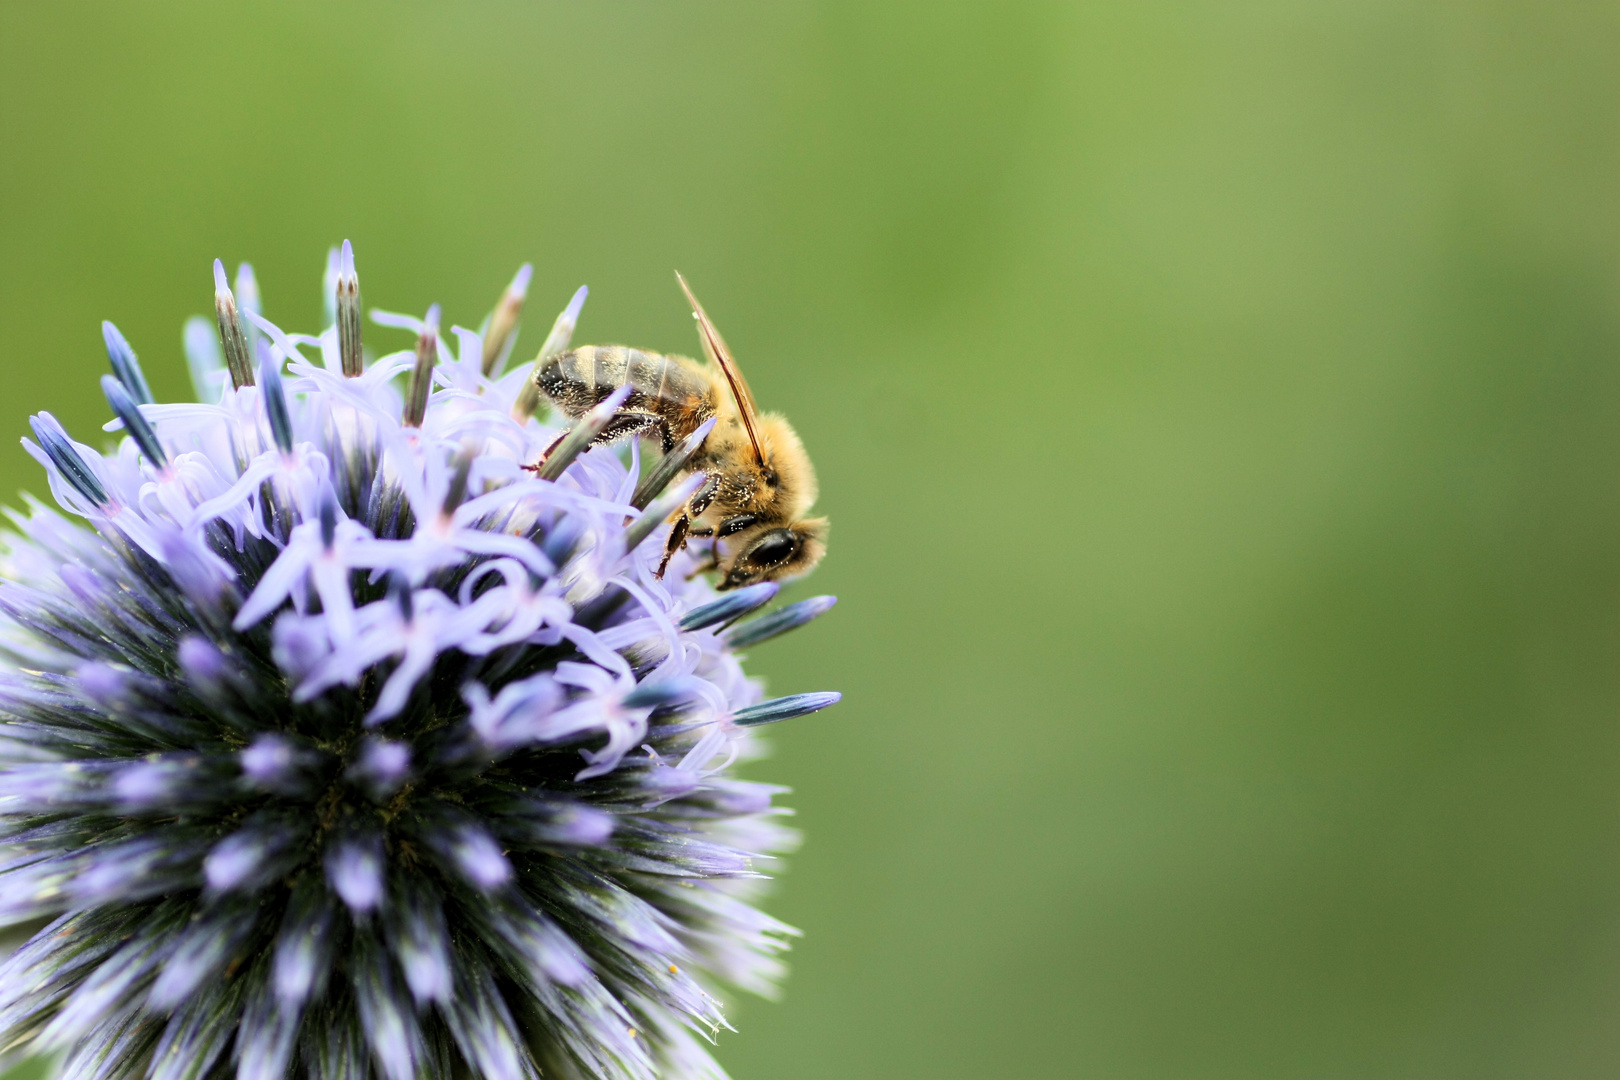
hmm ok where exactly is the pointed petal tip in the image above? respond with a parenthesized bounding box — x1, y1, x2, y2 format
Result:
(510, 263, 533, 295)
(101, 320, 131, 359)
(213, 258, 229, 292)
(598, 381, 633, 413)
(340, 238, 355, 276)
(579, 382, 634, 425)
(563, 284, 588, 322)
(687, 415, 718, 446)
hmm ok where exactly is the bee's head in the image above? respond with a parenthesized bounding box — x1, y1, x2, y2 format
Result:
(717, 517, 828, 590)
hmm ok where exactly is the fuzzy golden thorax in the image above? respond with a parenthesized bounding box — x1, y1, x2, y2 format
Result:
(690, 411, 818, 528)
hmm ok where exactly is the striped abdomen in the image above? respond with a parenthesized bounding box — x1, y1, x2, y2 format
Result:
(537, 346, 716, 451)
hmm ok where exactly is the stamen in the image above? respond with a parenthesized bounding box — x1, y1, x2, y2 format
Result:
(679, 581, 778, 631)
(480, 263, 532, 378)
(235, 262, 264, 370)
(442, 449, 473, 517)
(622, 677, 700, 709)
(325, 832, 384, 914)
(322, 246, 340, 329)
(320, 249, 340, 333)
(235, 263, 262, 315)
(540, 285, 588, 363)
(320, 496, 337, 550)
(724, 595, 838, 648)
(732, 691, 842, 727)
(28, 414, 108, 507)
(631, 416, 717, 510)
(402, 304, 440, 428)
(346, 737, 411, 802)
(541, 515, 586, 567)
(511, 285, 588, 419)
(621, 471, 706, 555)
(260, 353, 295, 455)
(389, 572, 414, 622)
(101, 322, 153, 405)
(214, 259, 255, 388)
(534, 384, 631, 481)
(100, 375, 168, 470)
(184, 315, 224, 401)
(337, 239, 363, 377)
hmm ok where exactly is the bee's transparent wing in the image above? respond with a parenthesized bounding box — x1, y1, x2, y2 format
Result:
(675, 271, 764, 466)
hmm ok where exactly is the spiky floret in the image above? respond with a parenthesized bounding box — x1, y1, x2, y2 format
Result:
(0, 250, 838, 1080)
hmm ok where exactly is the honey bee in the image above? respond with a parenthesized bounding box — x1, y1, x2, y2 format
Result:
(534, 273, 827, 589)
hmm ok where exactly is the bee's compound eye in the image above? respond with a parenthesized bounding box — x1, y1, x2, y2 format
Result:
(744, 529, 799, 568)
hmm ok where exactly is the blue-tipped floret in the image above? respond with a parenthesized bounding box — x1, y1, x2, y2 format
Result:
(733, 692, 843, 727)
(681, 582, 780, 631)
(725, 595, 839, 648)
(102, 321, 154, 405)
(27, 413, 109, 507)
(100, 375, 168, 470)
(258, 353, 295, 454)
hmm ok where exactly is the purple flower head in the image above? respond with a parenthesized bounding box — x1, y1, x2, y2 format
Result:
(0, 247, 840, 1080)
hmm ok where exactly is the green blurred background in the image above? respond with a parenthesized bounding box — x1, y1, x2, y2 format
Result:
(4, 2, 1620, 1077)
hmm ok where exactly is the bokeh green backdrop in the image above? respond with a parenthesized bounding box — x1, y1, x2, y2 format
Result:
(3, 3, 1620, 1077)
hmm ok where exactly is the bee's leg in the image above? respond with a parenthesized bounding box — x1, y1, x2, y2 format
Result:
(655, 514, 691, 580)
(598, 411, 667, 445)
(687, 474, 720, 518)
(654, 475, 719, 579)
(525, 411, 666, 472)
(522, 427, 573, 473)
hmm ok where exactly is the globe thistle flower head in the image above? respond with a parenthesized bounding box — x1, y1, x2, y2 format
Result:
(0, 249, 839, 1080)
